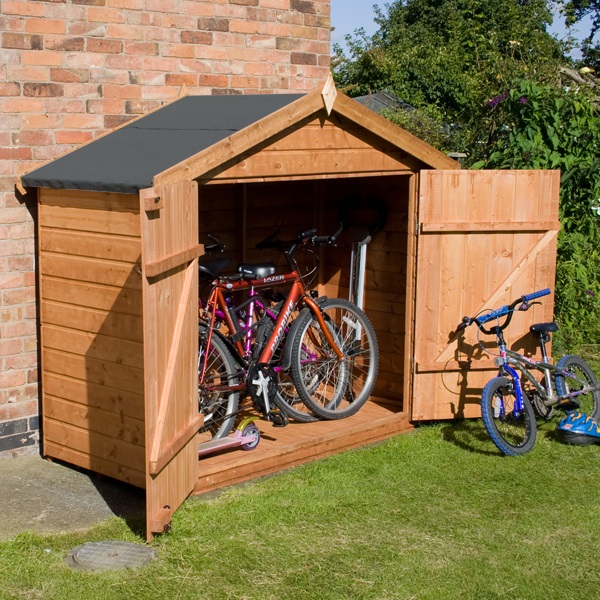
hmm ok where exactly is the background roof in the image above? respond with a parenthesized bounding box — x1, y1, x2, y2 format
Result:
(21, 94, 303, 194)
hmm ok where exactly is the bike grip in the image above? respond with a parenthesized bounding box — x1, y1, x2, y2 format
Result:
(476, 305, 509, 325)
(522, 288, 551, 302)
(297, 227, 318, 240)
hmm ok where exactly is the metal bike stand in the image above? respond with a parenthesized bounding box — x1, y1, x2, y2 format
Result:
(348, 226, 371, 309)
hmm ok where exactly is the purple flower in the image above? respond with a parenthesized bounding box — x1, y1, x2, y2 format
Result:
(586, 289, 596, 297)
(519, 96, 528, 104)
(487, 91, 509, 108)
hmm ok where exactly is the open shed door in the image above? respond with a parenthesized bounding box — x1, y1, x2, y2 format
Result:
(411, 170, 560, 421)
(141, 181, 203, 540)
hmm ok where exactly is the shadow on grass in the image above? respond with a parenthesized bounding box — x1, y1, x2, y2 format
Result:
(438, 419, 506, 456)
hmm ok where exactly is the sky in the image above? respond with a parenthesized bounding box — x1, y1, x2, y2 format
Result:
(329, 0, 591, 56)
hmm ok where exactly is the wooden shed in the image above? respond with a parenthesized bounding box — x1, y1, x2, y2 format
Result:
(20, 78, 560, 539)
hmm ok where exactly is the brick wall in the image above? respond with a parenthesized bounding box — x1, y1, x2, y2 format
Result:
(0, 0, 331, 458)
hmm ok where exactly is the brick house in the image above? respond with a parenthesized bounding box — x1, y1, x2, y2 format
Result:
(0, 0, 331, 457)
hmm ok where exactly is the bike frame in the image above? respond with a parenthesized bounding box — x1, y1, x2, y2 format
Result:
(199, 269, 343, 388)
(492, 326, 596, 415)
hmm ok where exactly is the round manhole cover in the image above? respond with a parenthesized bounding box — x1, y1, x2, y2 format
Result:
(66, 541, 157, 571)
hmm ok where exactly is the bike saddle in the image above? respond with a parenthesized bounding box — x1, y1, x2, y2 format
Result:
(198, 257, 231, 280)
(237, 262, 277, 280)
(529, 322, 558, 334)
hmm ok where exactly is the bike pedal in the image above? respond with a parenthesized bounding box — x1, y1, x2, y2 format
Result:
(557, 398, 580, 411)
(267, 411, 289, 427)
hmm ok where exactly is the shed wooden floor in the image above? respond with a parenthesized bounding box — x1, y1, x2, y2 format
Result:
(194, 401, 412, 495)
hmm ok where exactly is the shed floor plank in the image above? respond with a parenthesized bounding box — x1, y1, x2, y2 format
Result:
(194, 401, 411, 495)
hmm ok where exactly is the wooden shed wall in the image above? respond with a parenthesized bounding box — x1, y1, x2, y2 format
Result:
(39, 189, 146, 487)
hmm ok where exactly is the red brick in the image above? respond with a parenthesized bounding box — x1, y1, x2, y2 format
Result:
(199, 73, 229, 87)
(102, 84, 141, 99)
(87, 7, 126, 23)
(165, 73, 199, 86)
(50, 67, 89, 83)
(86, 98, 124, 113)
(2, 2, 45, 17)
(291, 51, 317, 65)
(125, 99, 163, 113)
(229, 0, 259, 5)
(104, 114, 134, 129)
(198, 17, 230, 32)
(6, 66, 49, 82)
(0, 339, 23, 357)
(291, 0, 316, 13)
(3, 287, 36, 306)
(0, 82, 21, 96)
(68, 22, 107, 36)
(87, 38, 123, 54)
(72, 0, 107, 5)
(63, 113, 103, 128)
(145, 0, 179, 12)
(23, 113, 63, 130)
(2, 98, 44, 113)
(2, 33, 43, 50)
(90, 68, 129, 84)
(0, 398, 38, 422)
(12, 130, 53, 146)
(22, 50, 63, 66)
(0, 148, 32, 160)
(108, 0, 144, 9)
(23, 83, 64, 97)
(163, 44, 196, 59)
(0, 369, 26, 389)
(55, 130, 94, 144)
(25, 19, 66, 34)
(181, 31, 213, 45)
(44, 36, 86, 52)
(43, 98, 86, 113)
(107, 24, 144, 40)
(124, 41, 159, 55)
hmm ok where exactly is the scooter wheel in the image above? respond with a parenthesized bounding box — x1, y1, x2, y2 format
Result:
(241, 423, 260, 451)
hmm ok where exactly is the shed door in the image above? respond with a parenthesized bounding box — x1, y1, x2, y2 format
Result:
(141, 181, 203, 540)
(411, 170, 560, 421)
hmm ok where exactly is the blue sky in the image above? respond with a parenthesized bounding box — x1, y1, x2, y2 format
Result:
(329, 1, 590, 54)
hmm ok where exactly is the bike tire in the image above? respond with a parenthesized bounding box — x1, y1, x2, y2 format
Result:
(481, 376, 536, 456)
(290, 298, 378, 420)
(198, 328, 239, 440)
(555, 354, 600, 420)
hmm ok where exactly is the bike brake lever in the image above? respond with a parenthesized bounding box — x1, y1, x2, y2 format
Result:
(518, 300, 542, 311)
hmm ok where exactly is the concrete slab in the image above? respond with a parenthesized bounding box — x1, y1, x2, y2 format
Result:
(0, 455, 144, 541)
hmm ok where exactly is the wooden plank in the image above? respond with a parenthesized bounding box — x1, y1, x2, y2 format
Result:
(42, 325, 144, 370)
(44, 348, 144, 396)
(212, 148, 414, 181)
(41, 301, 143, 342)
(421, 221, 561, 232)
(40, 228, 141, 263)
(41, 277, 143, 316)
(43, 419, 145, 472)
(43, 441, 146, 489)
(44, 395, 145, 446)
(43, 372, 144, 420)
(144, 244, 204, 279)
(40, 254, 143, 290)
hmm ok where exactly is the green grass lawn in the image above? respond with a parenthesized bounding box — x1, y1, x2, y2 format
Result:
(2, 417, 600, 600)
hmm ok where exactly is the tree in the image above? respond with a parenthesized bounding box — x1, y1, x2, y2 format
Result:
(559, 0, 600, 69)
(333, 0, 567, 155)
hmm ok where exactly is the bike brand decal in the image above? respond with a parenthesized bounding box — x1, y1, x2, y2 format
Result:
(271, 301, 295, 353)
(262, 275, 285, 283)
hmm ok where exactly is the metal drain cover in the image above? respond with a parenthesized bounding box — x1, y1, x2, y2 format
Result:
(66, 541, 157, 571)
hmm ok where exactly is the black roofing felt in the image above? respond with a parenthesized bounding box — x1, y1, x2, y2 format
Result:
(22, 94, 304, 194)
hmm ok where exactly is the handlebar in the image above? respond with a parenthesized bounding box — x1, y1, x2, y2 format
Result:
(256, 223, 343, 251)
(457, 288, 550, 335)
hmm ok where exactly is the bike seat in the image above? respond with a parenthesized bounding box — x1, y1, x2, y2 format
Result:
(199, 257, 232, 280)
(530, 322, 558, 334)
(237, 262, 277, 280)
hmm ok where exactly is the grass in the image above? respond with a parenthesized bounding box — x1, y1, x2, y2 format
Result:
(2, 417, 600, 600)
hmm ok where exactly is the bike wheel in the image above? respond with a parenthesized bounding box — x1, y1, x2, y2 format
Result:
(290, 298, 378, 420)
(481, 376, 536, 456)
(198, 330, 239, 440)
(555, 354, 600, 420)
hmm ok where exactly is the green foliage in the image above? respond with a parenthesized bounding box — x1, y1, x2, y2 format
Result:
(558, 0, 600, 69)
(472, 80, 600, 348)
(333, 0, 566, 151)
